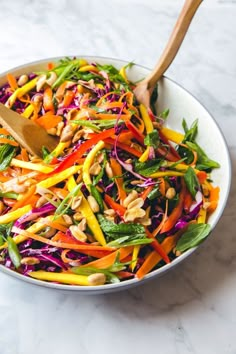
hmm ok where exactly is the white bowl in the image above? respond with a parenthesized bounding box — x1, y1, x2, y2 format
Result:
(0, 56, 232, 294)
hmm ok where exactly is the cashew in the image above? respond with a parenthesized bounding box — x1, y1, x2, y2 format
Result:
(127, 197, 144, 210)
(36, 194, 51, 208)
(17, 74, 28, 87)
(77, 218, 87, 231)
(104, 209, 116, 217)
(62, 214, 73, 225)
(165, 187, 176, 199)
(36, 74, 47, 92)
(21, 257, 40, 265)
(71, 196, 82, 210)
(105, 162, 113, 178)
(69, 225, 87, 242)
(87, 195, 100, 213)
(56, 122, 64, 137)
(10, 184, 28, 194)
(24, 178, 37, 187)
(89, 162, 101, 176)
(44, 227, 57, 238)
(124, 208, 146, 222)
(60, 124, 74, 142)
(73, 212, 84, 221)
(72, 129, 84, 143)
(47, 128, 57, 136)
(123, 190, 139, 208)
(203, 201, 211, 210)
(46, 71, 57, 86)
(88, 273, 106, 286)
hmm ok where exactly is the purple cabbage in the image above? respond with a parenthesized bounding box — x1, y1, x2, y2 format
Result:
(14, 203, 56, 227)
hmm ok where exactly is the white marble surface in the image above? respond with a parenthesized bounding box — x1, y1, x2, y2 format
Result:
(0, 0, 235, 353)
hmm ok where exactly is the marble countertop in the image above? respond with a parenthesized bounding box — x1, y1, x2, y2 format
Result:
(0, 0, 235, 353)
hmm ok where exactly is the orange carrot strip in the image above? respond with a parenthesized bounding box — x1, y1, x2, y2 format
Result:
(0, 138, 19, 147)
(140, 185, 153, 201)
(136, 233, 180, 279)
(43, 87, 54, 112)
(7, 73, 18, 90)
(39, 218, 68, 233)
(36, 114, 62, 130)
(208, 186, 220, 213)
(160, 180, 186, 234)
(190, 150, 198, 167)
(197, 170, 207, 184)
(11, 185, 36, 212)
(110, 157, 127, 201)
(183, 190, 193, 212)
(12, 227, 115, 254)
(62, 90, 75, 107)
(0, 128, 10, 135)
(79, 246, 133, 269)
(105, 138, 142, 158)
(159, 177, 166, 196)
(47, 62, 55, 70)
(152, 200, 168, 237)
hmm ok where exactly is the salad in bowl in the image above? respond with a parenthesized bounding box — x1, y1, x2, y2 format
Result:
(0, 57, 230, 292)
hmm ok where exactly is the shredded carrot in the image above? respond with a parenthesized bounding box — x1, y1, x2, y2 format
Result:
(62, 90, 75, 107)
(0, 128, 10, 135)
(0, 138, 19, 147)
(47, 62, 55, 70)
(159, 177, 166, 196)
(110, 158, 127, 202)
(43, 87, 54, 112)
(208, 186, 220, 213)
(7, 73, 18, 90)
(197, 170, 207, 184)
(10, 185, 36, 211)
(140, 185, 153, 201)
(36, 114, 62, 130)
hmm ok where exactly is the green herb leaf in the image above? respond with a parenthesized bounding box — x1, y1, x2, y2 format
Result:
(135, 158, 163, 176)
(42, 146, 50, 160)
(89, 184, 104, 212)
(182, 118, 198, 142)
(184, 167, 200, 199)
(97, 214, 146, 241)
(186, 141, 220, 171)
(7, 236, 21, 268)
(176, 223, 211, 253)
(106, 236, 152, 247)
(147, 185, 161, 200)
(144, 129, 160, 148)
(72, 266, 120, 284)
(0, 144, 16, 171)
(160, 108, 169, 120)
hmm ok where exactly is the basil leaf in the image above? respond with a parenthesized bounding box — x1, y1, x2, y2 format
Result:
(7, 236, 21, 268)
(144, 129, 160, 148)
(186, 141, 220, 171)
(176, 223, 211, 253)
(184, 167, 200, 199)
(135, 159, 163, 176)
(97, 214, 146, 240)
(89, 184, 104, 212)
(0, 144, 16, 171)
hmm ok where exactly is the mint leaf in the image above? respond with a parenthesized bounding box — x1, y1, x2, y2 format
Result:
(144, 129, 160, 148)
(184, 167, 200, 199)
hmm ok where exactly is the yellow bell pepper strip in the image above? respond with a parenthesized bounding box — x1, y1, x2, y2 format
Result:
(0, 204, 31, 224)
(131, 245, 140, 272)
(160, 126, 184, 144)
(150, 170, 184, 178)
(67, 176, 107, 246)
(79, 65, 99, 72)
(139, 104, 154, 134)
(10, 158, 54, 174)
(139, 146, 150, 162)
(119, 66, 128, 83)
(6, 77, 38, 108)
(29, 271, 91, 286)
(37, 165, 82, 189)
(197, 207, 207, 223)
(82, 141, 105, 189)
(21, 104, 34, 118)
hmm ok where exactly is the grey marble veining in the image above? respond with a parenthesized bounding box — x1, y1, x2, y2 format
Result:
(0, 0, 235, 353)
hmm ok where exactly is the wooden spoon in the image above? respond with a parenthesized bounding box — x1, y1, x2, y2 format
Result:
(134, 0, 203, 108)
(0, 103, 58, 157)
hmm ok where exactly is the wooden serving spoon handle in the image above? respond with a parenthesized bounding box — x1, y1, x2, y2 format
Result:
(0, 103, 59, 157)
(134, 0, 203, 107)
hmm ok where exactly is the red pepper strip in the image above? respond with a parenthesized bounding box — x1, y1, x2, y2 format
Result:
(105, 138, 142, 158)
(145, 229, 170, 263)
(104, 194, 126, 218)
(116, 271, 134, 280)
(160, 180, 186, 234)
(47, 128, 116, 176)
(156, 146, 180, 162)
(159, 131, 182, 160)
(125, 120, 145, 145)
(147, 107, 156, 122)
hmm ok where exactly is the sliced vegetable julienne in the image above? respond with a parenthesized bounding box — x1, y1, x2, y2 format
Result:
(0, 57, 220, 286)
(0, 205, 32, 224)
